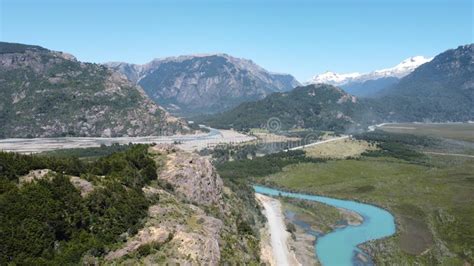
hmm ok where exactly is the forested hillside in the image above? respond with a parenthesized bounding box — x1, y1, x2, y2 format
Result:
(199, 84, 378, 132)
(0, 144, 263, 264)
(376, 44, 474, 121)
(0, 42, 189, 138)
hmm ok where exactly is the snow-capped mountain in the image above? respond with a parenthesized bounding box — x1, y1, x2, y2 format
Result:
(309, 56, 433, 86)
(310, 71, 362, 86)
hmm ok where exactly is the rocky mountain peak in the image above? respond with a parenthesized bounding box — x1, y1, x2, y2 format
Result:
(106, 54, 300, 116)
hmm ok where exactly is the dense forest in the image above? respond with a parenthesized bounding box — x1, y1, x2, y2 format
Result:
(0, 145, 157, 264)
(375, 44, 474, 122)
(216, 150, 324, 180)
(353, 130, 436, 162)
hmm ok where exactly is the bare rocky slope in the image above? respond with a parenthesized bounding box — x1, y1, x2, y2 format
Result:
(0, 42, 190, 138)
(106, 54, 300, 116)
(105, 144, 263, 264)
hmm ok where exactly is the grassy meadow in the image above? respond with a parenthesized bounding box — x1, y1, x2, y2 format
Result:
(380, 123, 474, 143)
(261, 150, 474, 264)
(216, 125, 474, 265)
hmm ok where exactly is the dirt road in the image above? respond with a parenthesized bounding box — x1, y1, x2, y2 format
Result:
(256, 193, 300, 266)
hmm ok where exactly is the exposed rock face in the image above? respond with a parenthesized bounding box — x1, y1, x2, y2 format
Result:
(105, 145, 262, 264)
(19, 169, 94, 197)
(105, 226, 171, 261)
(0, 42, 190, 138)
(106, 54, 300, 115)
(106, 172, 224, 264)
(68, 176, 94, 197)
(168, 213, 223, 264)
(154, 144, 224, 208)
(18, 169, 53, 184)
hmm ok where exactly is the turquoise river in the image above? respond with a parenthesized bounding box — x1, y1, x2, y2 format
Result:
(254, 185, 396, 266)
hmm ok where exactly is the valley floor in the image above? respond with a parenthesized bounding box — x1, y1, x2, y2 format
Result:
(215, 123, 474, 265)
(379, 122, 474, 143)
(262, 152, 474, 264)
(0, 128, 254, 153)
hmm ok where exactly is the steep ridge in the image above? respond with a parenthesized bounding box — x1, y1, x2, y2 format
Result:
(0, 42, 190, 138)
(104, 144, 263, 264)
(377, 44, 474, 121)
(107, 54, 300, 115)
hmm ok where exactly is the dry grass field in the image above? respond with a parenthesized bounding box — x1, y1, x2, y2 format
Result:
(304, 138, 377, 159)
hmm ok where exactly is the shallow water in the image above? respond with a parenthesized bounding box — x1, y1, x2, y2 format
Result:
(254, 185, 396, 266)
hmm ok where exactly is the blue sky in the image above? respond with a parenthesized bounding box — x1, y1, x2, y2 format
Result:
(0, 0, 472, 81)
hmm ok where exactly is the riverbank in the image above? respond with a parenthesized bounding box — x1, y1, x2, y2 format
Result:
(255, 193, 301, 266)
(283, 201, 369, 265)
(216, 128, 474, 264)
(261, 154, 474, 264)
(276, 196, 366, 265)
(255, 185, 396, 266)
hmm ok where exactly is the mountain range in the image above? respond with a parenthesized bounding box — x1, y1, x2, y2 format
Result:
(1, 41, 471, 138)
(310, 56, 432, 97)
(201, 44, 473, 131)
(107, 54, 300, 116)
(0, 42, 190, 138)
(377, 44, 474, 122)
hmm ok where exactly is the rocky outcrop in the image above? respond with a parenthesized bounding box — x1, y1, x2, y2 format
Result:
(0, 42, 190, 138)
(18, 169, 53, 184)
(106, 179, 224, 264)
(105, 226, 171, 261)
(168, 211, 223, 264)
(104, 145, 262, 264)
(19, 169, 94, 197)
(106, 54, 300, 115)
(154, 144, 224, 208)
(69, 176, 94, 197)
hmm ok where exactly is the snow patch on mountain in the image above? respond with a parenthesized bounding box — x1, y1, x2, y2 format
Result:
(309, 56, 433, 86)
